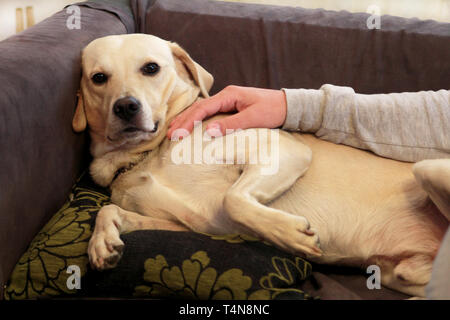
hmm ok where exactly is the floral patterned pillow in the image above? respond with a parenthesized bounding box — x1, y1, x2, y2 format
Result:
(4, 173, 314, 300)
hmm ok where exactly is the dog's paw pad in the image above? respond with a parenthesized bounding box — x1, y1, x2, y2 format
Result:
(104, 251, 122, 268)
(88, 233, 125, 270)
(105, 238, 124, 253)
(278, 218, 322, 258)
(294, 216, 311, 232)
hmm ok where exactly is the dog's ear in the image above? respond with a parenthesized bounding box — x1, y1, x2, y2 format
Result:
(169, 42, 214, 98)
(72, 90, 87, 132)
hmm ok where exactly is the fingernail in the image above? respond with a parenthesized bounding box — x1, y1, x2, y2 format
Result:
(206, 122, 223, 138)
(171, 128, 189, 141)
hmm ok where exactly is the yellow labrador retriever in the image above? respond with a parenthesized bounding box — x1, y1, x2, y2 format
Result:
(73, 34, 449, 297)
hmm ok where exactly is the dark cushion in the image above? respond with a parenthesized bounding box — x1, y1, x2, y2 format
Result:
(0, 2, 131, 298)
(4, 174, 313, 300)
(135, 0, 450, 94)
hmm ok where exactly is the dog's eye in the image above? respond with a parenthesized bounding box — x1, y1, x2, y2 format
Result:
(142, 62, 160, 75)
(92, 73, 108, 84)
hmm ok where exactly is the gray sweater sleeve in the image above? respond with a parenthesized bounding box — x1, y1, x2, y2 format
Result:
(282, 84, 450, 162)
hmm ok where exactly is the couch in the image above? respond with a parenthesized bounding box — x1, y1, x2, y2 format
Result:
(1, 0, 449, 300)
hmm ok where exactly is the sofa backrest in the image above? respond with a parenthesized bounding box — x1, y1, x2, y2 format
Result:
(135, 0, 450, 94)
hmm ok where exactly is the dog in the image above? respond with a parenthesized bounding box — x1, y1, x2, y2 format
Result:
(72, 34, 449, 297)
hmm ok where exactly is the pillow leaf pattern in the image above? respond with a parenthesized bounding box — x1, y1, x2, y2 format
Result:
(134, 251, 253, 299)
(249, 256, 313, 299)
(134, 251, 313, 300)
(5, 174, 110, 300)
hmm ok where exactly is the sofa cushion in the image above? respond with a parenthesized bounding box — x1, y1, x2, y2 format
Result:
(4, 173, 313, 300)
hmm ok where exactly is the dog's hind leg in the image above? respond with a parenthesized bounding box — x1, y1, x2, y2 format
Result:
(375, 254, 433, 297)
(88, 204, 188, 270)
(412, 159, 450, 298)
(223, 132, 322, 257)
(413, 159, 450, 221)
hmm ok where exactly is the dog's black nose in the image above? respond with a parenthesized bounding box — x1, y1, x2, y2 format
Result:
(113, 96, 141, 121)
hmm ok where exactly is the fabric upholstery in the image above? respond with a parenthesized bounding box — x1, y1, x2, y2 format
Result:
(137, 0, 450, 95)
(5, 173, 313, 300)
(0, 3, 130, 299)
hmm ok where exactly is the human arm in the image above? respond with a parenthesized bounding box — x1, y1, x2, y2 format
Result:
(282, 84, 450, 162)
(168, 84, 450, 162)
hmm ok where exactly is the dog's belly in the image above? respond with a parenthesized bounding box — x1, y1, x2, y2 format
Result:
(111, 156, 242, 234)
(112, 132, 446, 266)
(269, 134, 447, 264)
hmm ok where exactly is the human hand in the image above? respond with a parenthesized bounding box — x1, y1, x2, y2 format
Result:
(167, 85, 287, 139)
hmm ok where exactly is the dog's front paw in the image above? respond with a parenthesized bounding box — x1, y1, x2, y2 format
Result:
(88, 229, 124, 270)
(281, 216, 322, 258)
(303, 227, 322, 258)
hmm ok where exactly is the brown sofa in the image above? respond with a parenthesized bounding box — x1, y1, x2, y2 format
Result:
(1, 0, 449, 299)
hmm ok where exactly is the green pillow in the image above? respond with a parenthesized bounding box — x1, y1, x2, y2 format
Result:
(4, 173, 109, 299)
(5, 173, 314, 300)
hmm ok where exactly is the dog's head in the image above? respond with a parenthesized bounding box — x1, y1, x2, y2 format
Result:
(73, 34, 213, 156)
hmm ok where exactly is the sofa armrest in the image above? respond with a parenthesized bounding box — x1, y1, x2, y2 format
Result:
(135, 0, 450, 94)
(0, 2, 132, 298)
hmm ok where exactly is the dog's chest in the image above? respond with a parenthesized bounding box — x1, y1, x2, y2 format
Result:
(110, 154, 240, 225)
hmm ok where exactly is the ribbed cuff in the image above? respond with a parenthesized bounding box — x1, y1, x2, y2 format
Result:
(281, 88, 325, 132)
